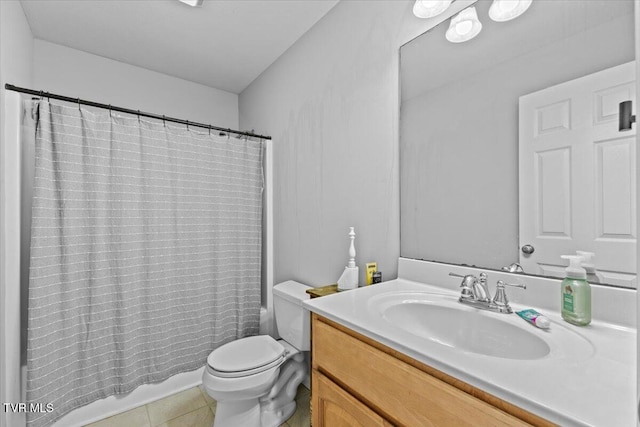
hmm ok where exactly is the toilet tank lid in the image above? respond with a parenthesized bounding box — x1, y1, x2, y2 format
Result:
(273, 280, 311, 305)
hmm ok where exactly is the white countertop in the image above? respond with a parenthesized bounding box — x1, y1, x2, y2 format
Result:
(304, 277, 636, 426)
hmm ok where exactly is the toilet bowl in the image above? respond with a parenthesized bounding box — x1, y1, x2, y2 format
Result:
(202, 281, 311, 427)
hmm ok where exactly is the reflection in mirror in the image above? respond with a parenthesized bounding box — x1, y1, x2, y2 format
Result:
(400, 0, 636, 288)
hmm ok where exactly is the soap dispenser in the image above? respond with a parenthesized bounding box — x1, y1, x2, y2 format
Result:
(337, 227, 359, 291)
(560, 255, 591, 326)
(575, 251, 602, 284)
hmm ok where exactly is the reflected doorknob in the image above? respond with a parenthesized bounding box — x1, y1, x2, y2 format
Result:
(521, 244, 535, 254)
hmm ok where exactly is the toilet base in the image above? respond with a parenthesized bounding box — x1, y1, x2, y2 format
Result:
(259, 354, 306, 427)
(213, 398, 261, 427)
(260, 401, 296, 427)
(209, 357, 307, 427)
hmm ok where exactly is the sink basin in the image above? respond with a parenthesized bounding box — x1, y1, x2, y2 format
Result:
(367, 291, 596, 361)
(382, 300, 550, 360)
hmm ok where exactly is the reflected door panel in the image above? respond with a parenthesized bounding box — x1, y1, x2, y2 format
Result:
(519, 62, 636, 287)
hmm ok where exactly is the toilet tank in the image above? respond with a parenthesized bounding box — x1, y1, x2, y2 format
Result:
(273, 281, 311, 351)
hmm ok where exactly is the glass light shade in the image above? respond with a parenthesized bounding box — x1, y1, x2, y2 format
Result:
(445, 6, 482, 43)
(488, 0, 532, 22)
(413, 0, 452, 19)
(179, 0, 204, 7)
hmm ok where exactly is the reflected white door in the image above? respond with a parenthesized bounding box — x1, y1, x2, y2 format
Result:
(519, 62, 636, 288)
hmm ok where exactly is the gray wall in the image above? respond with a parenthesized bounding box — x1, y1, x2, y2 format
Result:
(238, 0, 460, 286)
(239, 0, 400, 286)
(33, 39, 239, 127)
(400, 12, 634, 270)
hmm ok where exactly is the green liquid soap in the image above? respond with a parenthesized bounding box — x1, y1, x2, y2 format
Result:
(560, 255, 591, 326)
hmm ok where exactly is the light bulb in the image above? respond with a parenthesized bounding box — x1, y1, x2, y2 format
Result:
(456, 21, 473, 36)
(489, 0, 532, 22)
(178, 0, 204, 7)
(413, 0, 452, 19)
(446, 6, 482, 43)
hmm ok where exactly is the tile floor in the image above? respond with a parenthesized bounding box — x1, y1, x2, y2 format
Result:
(84, 384, 310, 427)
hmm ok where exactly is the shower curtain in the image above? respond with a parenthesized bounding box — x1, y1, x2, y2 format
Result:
(26, 101, 263, 427)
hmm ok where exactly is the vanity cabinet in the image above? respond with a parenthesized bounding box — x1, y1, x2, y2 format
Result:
(311, 313, 555, 427)
(314, 371, 392, 426)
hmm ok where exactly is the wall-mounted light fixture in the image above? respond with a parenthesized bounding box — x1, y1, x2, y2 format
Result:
(446, 6, 482, 43)
(489, 0, 532, 22)
(178, 0, 204, 7)
(412, 0, 452, 19)
(413, 0, 533, 44)
(619, 100, 636, 131)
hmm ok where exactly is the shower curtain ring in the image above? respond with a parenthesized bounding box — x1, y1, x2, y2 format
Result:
(137, 110, 141, 123)
(162, 115, 166, 127)
(186, 120, 189, 131)
(77, 98, 81, 111)
(208, 124, 211, 135)
(227, 129, 231, 140)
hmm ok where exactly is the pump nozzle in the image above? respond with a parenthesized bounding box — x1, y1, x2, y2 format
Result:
(576, 251, 596, 273)
(561, 255, 587, 280)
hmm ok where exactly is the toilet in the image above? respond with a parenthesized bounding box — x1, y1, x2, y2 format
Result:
(202, 281, 311, 427)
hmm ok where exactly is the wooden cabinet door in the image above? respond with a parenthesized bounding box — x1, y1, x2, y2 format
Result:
(312, 370, 392, 427)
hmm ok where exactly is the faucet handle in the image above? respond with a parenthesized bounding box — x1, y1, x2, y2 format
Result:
(492, 280, 526, 313)
(497, 280, 526, 290)
(449, 272, 475, 299)
(449, 272, 475, 286)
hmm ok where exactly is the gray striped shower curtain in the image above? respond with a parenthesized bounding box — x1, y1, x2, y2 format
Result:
(26, 101, 263, 427)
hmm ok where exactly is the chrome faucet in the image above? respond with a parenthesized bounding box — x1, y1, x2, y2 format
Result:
(472, 272, 491, 301)
(502, 262, 524, 273)
(449, 272, 526, 314)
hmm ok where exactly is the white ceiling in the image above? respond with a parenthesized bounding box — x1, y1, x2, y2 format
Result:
(20, 0, 339, 94)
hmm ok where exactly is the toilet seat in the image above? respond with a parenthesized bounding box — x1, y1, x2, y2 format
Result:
(207, 335, 286, 379)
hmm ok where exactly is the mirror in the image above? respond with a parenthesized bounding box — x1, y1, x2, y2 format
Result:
(400, 0, 636, 288)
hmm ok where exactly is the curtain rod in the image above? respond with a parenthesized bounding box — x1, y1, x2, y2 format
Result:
(4, 84, 272, 141)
